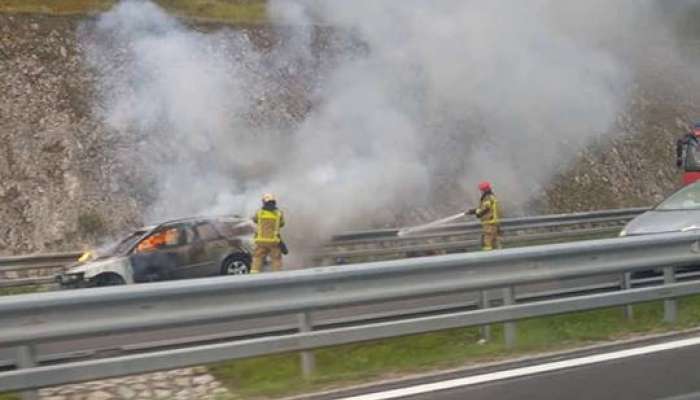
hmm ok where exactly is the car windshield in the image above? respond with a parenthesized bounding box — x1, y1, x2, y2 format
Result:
(109, 230, 148, 256)
(655, 183, 700, 211)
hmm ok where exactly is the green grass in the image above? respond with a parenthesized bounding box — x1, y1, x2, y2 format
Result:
(0, 0, 268, 25)
(0, 284, 46, 297)
(157, 0, 268, 24)
(211, 295, 700, 398)
(0, 0, 113, 14)
(0, 393, 19, 400)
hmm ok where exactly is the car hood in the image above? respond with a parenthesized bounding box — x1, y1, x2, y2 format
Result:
(622, 210, 700, 236)
(66, 257, 127, 274)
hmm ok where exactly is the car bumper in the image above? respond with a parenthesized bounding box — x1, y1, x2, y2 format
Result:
(56, 273, 92, 289)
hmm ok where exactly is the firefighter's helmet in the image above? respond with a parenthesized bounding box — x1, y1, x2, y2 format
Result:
(262, 193, 276, 203)
(478, 181, 492, 192)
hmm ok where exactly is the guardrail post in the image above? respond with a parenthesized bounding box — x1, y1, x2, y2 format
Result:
(297, 312, 316, 378)
(479, 290, 491, 342)
(663, 267, 677, 323)
(17, 345, 39, 400)
(502, 286, 516, 349)
(622, 272, 634, 320)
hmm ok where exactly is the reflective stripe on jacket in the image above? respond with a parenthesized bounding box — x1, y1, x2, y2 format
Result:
(254, 209, 284, 244)
(476, 193, 500, 226)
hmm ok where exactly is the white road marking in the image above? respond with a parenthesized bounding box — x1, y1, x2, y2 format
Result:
(340, 336, 700, 400)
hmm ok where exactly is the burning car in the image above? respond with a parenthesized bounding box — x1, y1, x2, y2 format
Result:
(58, 216, 254, 288)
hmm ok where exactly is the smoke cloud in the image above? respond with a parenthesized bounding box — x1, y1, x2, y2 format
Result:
(83, 0, 687, 260)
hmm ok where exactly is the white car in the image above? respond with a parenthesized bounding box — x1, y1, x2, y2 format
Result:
(58, 216, 254, 287)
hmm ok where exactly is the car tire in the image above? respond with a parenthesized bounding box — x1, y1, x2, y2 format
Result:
(94, 273, 126, 287)
(221, 254, 250, 276)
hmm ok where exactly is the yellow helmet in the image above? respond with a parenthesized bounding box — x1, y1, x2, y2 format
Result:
(262, 193, 276, 203)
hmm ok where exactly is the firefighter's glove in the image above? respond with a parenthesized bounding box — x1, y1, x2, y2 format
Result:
(279, 241, 289, 255)
(466, 208, 476, 216)
(677, 158, 683, 167)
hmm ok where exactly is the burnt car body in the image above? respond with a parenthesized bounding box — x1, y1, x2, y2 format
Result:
(58, 216, 254, 288)
(620, 181, 700, 277)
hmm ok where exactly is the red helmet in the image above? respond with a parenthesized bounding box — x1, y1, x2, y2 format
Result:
(478, 181, 492, 192)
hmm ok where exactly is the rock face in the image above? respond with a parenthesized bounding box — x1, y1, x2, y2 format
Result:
(546, 48, 700, 212)
(0, 12, 315, 255)
(0, 14, 142, 254)
(37, 367, 233, 400)
(1, 11, 700, 254)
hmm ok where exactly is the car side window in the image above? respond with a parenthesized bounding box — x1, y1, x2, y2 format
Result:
(135, 227, 182, 253)
(181, 226, 196, 245)
(195, 223, 220, 242)
(214, 221, 254, 237)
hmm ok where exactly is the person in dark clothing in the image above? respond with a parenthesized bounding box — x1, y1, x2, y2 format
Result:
(677, 122, 700, 168)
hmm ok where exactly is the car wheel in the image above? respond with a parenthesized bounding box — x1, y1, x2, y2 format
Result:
(94, 273, 126, 287)
(222, 254, 250, 275)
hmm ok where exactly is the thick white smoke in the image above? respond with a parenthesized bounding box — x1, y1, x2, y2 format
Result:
(83, 0, 681, 259)
(276, 0, 639, 208)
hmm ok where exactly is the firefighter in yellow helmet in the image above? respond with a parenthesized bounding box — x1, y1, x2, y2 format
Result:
(251, 193, 285, 273)
(466, 181, 502, 251)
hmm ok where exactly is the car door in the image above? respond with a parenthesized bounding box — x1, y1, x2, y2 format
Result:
(129, 225, 192, 282)
(191, 221, 231, 277)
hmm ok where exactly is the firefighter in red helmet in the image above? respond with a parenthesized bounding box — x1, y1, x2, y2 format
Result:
(466, 181, 502, 250)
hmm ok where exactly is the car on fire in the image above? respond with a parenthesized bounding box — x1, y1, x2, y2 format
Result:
(58, 216, 255, 288)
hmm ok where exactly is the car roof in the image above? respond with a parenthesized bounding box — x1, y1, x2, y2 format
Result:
(150, 215, 246, 230)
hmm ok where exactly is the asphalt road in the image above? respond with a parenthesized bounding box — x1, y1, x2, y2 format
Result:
(333, 336, 700, 400)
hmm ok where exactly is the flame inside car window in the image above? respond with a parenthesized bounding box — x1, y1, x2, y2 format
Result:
(136, 228, 180, 252)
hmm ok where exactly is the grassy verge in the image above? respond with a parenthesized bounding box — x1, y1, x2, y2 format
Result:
(0, 284, 47, 297)
(0, 394, 18, 400)
(211, 295, 700, 398)
(0, 0, 268, 25)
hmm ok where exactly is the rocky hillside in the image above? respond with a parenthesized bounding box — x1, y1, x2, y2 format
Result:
(0, 12, 297, 255)
(0, 14, 143, 254)
(546, 46, 700, 212)
(1, 11, 699, 255)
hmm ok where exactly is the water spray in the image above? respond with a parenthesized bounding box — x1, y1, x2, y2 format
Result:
(397, 212, 468, 237)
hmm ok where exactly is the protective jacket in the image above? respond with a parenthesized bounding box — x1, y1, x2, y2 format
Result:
(252, 205, 285, 244)
(475, 191, 500, 226)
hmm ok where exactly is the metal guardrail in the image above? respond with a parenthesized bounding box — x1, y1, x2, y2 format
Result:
(0, 252, 82, 291)
(0, 230, 699, 391)
(316, 207, 646, 263)
(330, 207, 648, 242)
(0, 252, 82, 272)
(0, 208, 647, 289)
(0, 277, 56, 289)
(0, 267, 688, 370)
(319, 226, 623, 260)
